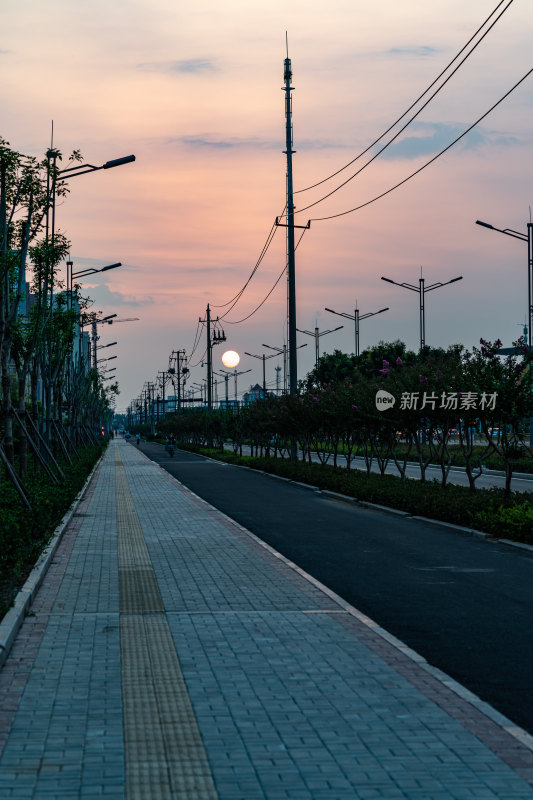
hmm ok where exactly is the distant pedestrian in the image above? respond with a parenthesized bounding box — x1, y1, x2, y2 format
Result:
(136, 433, 141, 446)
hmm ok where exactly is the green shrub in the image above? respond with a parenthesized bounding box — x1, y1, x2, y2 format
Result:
(0, 443, 105, 619)
(473, 503, 533, 543)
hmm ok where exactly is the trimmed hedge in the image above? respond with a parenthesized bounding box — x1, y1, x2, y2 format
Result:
(0, 442, 105, 619)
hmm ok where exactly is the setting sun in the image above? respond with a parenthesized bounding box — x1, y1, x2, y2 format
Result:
(221, 350, 240, 368)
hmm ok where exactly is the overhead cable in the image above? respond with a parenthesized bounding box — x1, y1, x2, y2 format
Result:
(310, 66, 533, 222)
(295, 0, 515, 215)
(212, 207, 286, 313)
(224, 229, 308, 324)
(188, 318, 204, 360)
(294, 0, 514, 197)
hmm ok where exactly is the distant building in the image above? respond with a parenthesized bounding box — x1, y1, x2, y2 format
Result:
(242, 383, 269, 404)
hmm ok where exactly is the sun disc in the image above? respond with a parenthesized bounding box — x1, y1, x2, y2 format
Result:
(222, 350, 240, 368)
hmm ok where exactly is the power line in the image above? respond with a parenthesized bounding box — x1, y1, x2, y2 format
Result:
(188, 318, 204, 359)
(189, 347, 207, 369)
(294, 0, 514, 197)
(295, 0, 515, 215)
(212, 208, 286, 315)
(224, 229, 308, 324)
(310, 66, 533, 223)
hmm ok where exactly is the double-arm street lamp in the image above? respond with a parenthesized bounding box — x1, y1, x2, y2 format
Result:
(244, 351, 280, 396)
(296, 325, 343, 368)
(216, 368, 252, 405)
(262, 342, 307, 394)
(476, 219, 533, 352)
(381, 272, 462, 350)
(325, 305, 388, 357)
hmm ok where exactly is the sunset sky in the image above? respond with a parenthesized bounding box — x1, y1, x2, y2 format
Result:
(2, 0, 532, 411)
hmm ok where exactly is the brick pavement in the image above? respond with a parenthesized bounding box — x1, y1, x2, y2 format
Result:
(1, 438, 533, 799)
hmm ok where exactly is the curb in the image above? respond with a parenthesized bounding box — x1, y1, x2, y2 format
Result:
(0, 449, 106, 671)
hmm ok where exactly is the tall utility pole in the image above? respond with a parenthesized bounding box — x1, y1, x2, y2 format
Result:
(275, 365, 282, 395)
(284, 49, 297, 395)
(157, 371, 168, 418)
(169, 349, 187, 413)
(200, 304, 226, 411)
(296, 325, 343, 368)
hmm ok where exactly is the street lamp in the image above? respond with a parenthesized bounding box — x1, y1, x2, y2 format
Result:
(381, 271, 462, 350)
(232, 368, 252, 405)
(325, 305, 388, 357)
(43, 150, 134, 444)
(263, 342, 307, 394)
(296, 325, 343, 368)
(57, 155, 136, 182)
(96, 341, 117, 351)
(476, 219, 533, 352)
(244, 351, 280, 396)
(66, 261, 122, 308)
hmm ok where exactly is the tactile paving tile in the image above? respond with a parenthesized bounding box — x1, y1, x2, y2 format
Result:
(115, 447, 218, 799)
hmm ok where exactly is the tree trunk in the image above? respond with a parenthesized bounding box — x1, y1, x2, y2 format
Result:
(1, 346, 14, 464)
(17, 374, 28, 476)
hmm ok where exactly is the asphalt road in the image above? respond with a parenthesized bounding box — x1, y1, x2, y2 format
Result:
(136, 441, 533, 735)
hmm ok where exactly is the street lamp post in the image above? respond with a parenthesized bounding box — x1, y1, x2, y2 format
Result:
(231, 369, 252, 405)
(244, 351, 280, 396)
(325, 305, 388, 357)
(97, 355, 117, 368)
(57, 154, 136, 183)
(296, 325, 343, 368)
(381, 271, 462, 350)
(476, 219, 533, 351)
(263, 342, 307, 394)
(43, 151, 134, 445)
(476, 218, 533, 445)
(214, 371, 231, 407)
(67, 261, 122, 309)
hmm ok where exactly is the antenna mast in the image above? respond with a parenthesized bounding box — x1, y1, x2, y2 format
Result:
(283, 40, 297, 396)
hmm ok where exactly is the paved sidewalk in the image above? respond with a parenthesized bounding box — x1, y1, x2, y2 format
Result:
(1, 439, 533, 799)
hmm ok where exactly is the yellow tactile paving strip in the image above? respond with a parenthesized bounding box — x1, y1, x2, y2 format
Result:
(115, 446, 218, 800)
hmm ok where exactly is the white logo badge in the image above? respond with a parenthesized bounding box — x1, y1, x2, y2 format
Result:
(375, 389, 396, 411)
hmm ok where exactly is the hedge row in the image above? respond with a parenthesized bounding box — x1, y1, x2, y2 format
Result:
(0, 442, 105, 619)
